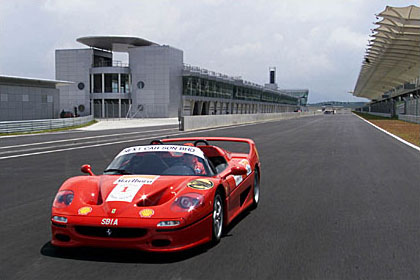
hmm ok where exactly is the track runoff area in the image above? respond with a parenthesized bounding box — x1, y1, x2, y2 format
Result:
(1, 114, 420, 279)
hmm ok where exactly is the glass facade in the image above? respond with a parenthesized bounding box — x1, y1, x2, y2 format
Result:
(93, 99, 131, 118)
(120, 74, 130, 93)
(93, 55, 112, 67)
(183, 77, 233, 99)
(93, 74, 102, 93)
(104, 74, 119, 93)
(281, 90, 309, 106)
(90, 74, 130, 93)
(182, 76, 298, 105)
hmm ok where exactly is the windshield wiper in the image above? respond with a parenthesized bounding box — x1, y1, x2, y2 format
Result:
(103, 168, 132, 175)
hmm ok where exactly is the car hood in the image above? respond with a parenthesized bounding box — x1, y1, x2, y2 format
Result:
(59, 174, 217, 218)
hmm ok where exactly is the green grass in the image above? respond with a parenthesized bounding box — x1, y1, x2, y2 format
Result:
(0, 120, 97, 136)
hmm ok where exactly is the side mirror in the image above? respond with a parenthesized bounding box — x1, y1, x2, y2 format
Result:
(81, 164, 94, 176)
(230, 165, 248, 176)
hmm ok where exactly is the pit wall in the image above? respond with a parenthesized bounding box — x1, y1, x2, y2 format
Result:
(180, 111, 322, 131)
(365, 112, 392, 118)
(0, 115, 93, 134)
(399, 115, 420, 124)
(355, 111, 420, 124)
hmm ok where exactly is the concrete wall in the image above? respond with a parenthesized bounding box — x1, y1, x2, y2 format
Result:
(182, 95, 297, 116)
(366, 112, 392, 118)
(129, 46, 183, 118)
(0, 84, 59, 121)
(180, 111, 322, 131)
(335, 108, 352, 114)
(399, 115, 420, 124)
(405, 98, 420, 116)
(0, 115, 93, 134)
(56, 49, 94, 116)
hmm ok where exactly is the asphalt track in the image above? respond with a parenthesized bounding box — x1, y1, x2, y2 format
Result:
(1, 114, 420, 280)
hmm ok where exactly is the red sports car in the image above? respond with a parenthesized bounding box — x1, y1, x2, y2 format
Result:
(51, 137, 261, 252)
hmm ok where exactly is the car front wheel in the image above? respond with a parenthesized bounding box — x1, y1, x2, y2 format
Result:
(251, 168, 260, 209)
(212, 192, 224, 244)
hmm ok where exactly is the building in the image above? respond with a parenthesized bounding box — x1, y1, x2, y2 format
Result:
(56, 36, 308, 118)
(280, 89, 309, 106)
(181, 65, 301, 116)
(0, 75, 70, 121)
(353, 6, 420, 122)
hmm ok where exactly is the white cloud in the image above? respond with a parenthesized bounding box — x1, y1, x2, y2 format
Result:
(0, 0, 417, 102)
(222, 42, 263, 57)
(327, 27, 368, 51)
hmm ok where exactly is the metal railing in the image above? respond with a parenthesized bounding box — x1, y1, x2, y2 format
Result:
(183, 64, 238, 82)
(0, 115, 94, 134)
(92, 60, 129, 68)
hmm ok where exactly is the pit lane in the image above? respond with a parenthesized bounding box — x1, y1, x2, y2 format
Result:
(1, 114, 420, 279)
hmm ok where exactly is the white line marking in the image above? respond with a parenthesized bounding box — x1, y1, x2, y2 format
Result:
(0, 129, 85, 138)
(0, 127, 177, 150)
(0, 116, 319, 160)
(354, 113, 420, 152)
(0, 121, 265, 160)
(0, 132, 186, 160)
(0, 131, 179, 156)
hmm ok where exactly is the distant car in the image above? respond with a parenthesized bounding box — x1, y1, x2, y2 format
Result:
(51, 137, 261, 252)
(323, 108, 335, 114)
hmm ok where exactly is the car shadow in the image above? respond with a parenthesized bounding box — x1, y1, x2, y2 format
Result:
(222, 207, 252, 237)
(40, 241, 211, 264)
(41, 207, 254, 263)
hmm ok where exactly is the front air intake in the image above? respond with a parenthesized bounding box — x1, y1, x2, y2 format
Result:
(152, 239, 171, 247)
(75, 226, 147, 238)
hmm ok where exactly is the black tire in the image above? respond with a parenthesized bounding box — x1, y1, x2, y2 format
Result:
(251, 168, 260, 209)
(212, 191, 224, 244)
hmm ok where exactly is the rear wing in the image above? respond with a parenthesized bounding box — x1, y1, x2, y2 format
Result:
(160, 137, 257, 158)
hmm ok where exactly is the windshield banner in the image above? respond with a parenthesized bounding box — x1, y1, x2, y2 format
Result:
(117, 145, 205, 159)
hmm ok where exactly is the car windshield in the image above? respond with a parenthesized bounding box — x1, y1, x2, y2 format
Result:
(104, 147, 213, 176)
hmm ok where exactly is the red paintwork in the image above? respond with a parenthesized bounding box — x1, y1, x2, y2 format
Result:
(51, 137, 261, 252)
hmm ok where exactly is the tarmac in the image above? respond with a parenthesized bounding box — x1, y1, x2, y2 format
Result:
(3, 114, 420, 279)
(78, 118, 179, 131)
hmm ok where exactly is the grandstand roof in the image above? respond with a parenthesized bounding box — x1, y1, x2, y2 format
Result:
(353, 5, 420, 100)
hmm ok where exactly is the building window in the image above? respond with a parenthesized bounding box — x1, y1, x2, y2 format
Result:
(93, 74, 102, 93)
(121, 74, 130, 93)
(0, 93, 7, 102)
(41, 95, 47, 103)
(112, 74, 119, 93)
(47, 96, 53, 103)
(137, 81, 145, 89)
(93, 55, 112, 67)
(22, 95, 29, 102)
(104, 74, 119, 93)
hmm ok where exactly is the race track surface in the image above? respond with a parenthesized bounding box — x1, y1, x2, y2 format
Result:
(1, 114, 420, 279)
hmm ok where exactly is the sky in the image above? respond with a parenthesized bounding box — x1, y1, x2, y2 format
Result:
(0, 0, 419, 103)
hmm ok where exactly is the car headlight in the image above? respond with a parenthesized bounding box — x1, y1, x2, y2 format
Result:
(157, 220, 181, 227)
(52, 216, 68, 223)
(53, 190, 74, 208)
(171, 193, 204, 212)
